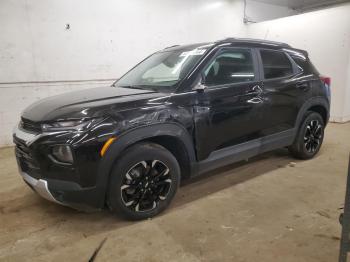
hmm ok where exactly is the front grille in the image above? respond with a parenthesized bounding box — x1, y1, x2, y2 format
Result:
(20, 118, 41, 133)
(14, 136, 41, 179)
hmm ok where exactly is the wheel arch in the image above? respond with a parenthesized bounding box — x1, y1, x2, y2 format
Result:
(144, 135, 193, 180)
(295, 97, 330, 128)
(95, 123, 196, 208)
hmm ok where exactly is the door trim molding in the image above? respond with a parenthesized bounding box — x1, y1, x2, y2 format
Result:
(192, 128, 296, 176)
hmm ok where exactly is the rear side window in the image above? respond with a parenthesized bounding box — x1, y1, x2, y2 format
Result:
(260, 50, 293, 79)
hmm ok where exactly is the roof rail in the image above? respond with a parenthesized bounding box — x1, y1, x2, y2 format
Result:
(164, 45, 180, 49)
(219, 37, 237, 42)
(217, 37, 290, 48)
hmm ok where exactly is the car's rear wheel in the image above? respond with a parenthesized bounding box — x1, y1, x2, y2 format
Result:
(289, 111, 324, 159)
(108, 142, 180, 220)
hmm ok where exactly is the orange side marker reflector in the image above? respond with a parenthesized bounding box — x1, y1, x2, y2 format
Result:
(100, 137, 116, 157)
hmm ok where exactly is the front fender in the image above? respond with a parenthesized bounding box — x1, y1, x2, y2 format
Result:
(94, 122, 196, 208)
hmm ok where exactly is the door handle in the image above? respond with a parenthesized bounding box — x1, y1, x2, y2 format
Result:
(247, 85, 263, 95)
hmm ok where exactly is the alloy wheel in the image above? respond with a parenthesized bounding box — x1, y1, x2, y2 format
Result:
(304, 120, 323, 153)
(120, 160, 172, 212)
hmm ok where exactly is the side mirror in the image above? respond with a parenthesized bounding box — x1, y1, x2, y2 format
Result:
(194, 82, 207, 92)
(193, 74, 207, 92)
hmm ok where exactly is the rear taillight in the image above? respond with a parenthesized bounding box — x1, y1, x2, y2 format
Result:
(320, 76, 331, 87)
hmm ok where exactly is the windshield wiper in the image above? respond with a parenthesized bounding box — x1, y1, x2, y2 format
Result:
(118, 85, 146, 90)
(118, 85, 160, 92)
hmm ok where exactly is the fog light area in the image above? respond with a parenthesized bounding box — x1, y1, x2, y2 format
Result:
(52, 145, 73, 164)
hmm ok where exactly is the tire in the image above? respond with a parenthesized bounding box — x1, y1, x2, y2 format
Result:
(289, 111, 324, 160)
(107, 142, 180, 220)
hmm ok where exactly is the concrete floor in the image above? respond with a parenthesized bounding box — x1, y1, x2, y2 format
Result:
(0, 123, 349, 262)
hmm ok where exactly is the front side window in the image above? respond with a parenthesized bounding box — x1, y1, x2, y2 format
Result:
(203, 49, 255, 86)
(116, 47, 208, 92)
(260, 50, 293, 79)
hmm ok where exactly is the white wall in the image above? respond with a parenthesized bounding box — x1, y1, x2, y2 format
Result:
(0, 0, 246, 146)
(0, 0, 246, 83)
(344, 49, 350, 121)
(1, 0, 350, 147)
(245, 0, 297, 22)
(246, 3, 350, 122)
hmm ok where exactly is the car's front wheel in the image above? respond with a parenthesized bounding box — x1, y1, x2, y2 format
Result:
(108, 142, 180, 220)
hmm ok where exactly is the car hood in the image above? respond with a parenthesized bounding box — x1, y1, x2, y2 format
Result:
(22, 85, 168, 122)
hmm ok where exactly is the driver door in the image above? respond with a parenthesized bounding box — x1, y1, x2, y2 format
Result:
(193, 47, 267, 160)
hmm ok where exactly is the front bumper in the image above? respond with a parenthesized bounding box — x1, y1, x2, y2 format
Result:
(13, 125, 106, 211)
(21, 170, 103, 211)
(21, 171, 63, 205)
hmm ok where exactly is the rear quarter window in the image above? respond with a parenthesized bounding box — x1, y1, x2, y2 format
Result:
(260, 49, 293, 79)
(290, 55, 319, 75)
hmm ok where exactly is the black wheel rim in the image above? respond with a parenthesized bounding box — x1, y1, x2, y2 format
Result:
(304, 119, 323, 153)
(120, 160, 172, 212)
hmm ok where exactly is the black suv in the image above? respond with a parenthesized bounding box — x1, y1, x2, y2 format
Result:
(13, 38, 331, 219)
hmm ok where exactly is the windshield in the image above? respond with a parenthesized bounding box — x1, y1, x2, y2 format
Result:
(115, 47, 208, 92)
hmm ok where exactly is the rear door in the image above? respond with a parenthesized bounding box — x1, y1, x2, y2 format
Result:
(257, 49, 311, 135)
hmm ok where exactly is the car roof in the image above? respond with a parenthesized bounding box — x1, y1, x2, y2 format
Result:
(162, 38, 307, 56)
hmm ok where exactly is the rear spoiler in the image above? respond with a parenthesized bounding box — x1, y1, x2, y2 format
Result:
(294, 48, 308, 57)
(284, 48, 309, 59)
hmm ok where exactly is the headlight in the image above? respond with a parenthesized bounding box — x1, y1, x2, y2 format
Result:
(41, 118, 102, 132)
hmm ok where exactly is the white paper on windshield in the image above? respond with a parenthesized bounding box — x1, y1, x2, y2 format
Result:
(180, 49, 206, 57)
